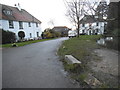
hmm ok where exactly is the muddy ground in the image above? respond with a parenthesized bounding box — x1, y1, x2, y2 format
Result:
(88, 48, 119, 88)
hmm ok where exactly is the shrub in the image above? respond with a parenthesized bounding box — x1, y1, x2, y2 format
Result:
(42, 28, 61, 39)
(1, 29, 16, 44)
(112, 28, 120, 37)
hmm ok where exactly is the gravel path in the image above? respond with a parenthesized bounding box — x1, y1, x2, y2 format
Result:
(90, 48, 119, 87)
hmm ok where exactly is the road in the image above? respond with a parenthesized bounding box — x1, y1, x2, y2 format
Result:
(0, 48, 2, 89)
(3, 37, 80, 88)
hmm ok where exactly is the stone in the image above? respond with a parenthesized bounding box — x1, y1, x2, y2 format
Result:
(65, 55, 81, 64)
(84, 73, 102, 88)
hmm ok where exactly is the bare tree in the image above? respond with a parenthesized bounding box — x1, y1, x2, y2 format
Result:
(48, 19, 55, 29)
(64, 0, 108, 37)
(83, 0, 109, 20)
(64, 0, 85, 37)
(64, 0, 100, 37)
(95, 0, 108, 20)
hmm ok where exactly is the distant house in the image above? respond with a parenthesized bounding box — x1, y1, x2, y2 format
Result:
(52, 26, 69, 37)
(0, 3, 42, 41)
(80, 15, 107, 35)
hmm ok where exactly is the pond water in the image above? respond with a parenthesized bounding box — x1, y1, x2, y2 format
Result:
(97, 37, 119, 51)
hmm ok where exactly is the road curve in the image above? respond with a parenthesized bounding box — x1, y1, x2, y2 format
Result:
(3, 37, 79, 88)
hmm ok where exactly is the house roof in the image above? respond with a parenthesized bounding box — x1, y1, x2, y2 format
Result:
(52, 26, 69, 32)
(80, 15, 105, 24)
(0, 4, 41, 23)
(80, 15, 97, 24)
(53, 26, 68, 29)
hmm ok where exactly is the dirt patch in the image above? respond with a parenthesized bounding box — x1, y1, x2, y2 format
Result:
(88, 48, 119, 88)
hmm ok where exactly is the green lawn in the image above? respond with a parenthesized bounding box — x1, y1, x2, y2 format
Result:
(58, 35, 102, 87)
(58, 35, 102, 63)
(2, 38, 57, 48)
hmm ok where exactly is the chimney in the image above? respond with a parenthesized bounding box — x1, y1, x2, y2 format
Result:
(15, 3, 22, 11)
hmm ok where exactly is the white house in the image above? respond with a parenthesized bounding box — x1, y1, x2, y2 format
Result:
(0, 3, 42, 41)
(80, 15, 107, 35)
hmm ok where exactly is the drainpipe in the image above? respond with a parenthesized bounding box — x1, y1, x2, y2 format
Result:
(32, 16, 35, 40)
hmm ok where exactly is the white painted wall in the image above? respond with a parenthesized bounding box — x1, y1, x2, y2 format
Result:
(0, 19, 42, 41)
(80, 22, 107, 35)
(0, 20, 2, 29)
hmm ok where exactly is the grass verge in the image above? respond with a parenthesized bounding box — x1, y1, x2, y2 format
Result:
(58, 35, 102, 87)
(58, 35, 102, 63)
(2, 38, 57, 48)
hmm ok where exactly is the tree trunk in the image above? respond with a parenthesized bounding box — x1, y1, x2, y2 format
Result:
(77, 20, 80, 38)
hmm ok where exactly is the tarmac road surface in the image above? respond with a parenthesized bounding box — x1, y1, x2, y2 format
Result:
(2, 37, 80, 88)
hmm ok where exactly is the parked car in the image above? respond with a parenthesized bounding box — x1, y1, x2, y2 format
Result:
(68, 30, 77, 38)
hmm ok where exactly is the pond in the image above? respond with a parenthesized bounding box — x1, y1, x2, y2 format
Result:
(97, 37, 119, 51)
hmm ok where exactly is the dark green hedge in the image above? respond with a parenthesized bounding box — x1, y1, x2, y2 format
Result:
(1, 29, 16, 44)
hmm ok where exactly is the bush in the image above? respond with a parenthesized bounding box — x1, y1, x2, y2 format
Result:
(1, 29, 16, 44)
(112, 29, 120, 37)
(42, 28, 61, 39)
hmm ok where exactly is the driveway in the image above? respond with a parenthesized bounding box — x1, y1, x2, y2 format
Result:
(2, 37, 80, 88)
(0, 49, 2, 89)
(89, 48, 119, 87)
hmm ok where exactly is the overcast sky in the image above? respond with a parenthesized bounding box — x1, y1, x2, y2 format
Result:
(1, 0, 111, 31)
(1, 0, 73, 31)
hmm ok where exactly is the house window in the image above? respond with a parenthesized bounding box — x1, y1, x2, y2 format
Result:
(28, 22, 31, 27)
(96, 29, 99, 32)
(37, 32, 39, 37)
(30, 33, 32, 38)
(96, 22, 99, 26)
(36, 23, 38, 27)
(93, 30, 95, 34)
(19, 21, 23, 29)
(82, 30, 85, 33)
(7, 11, 12, 15)
(82, 23, 85, 27)
(3, 9, 12, 16)
(9, 20, 14, 28)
